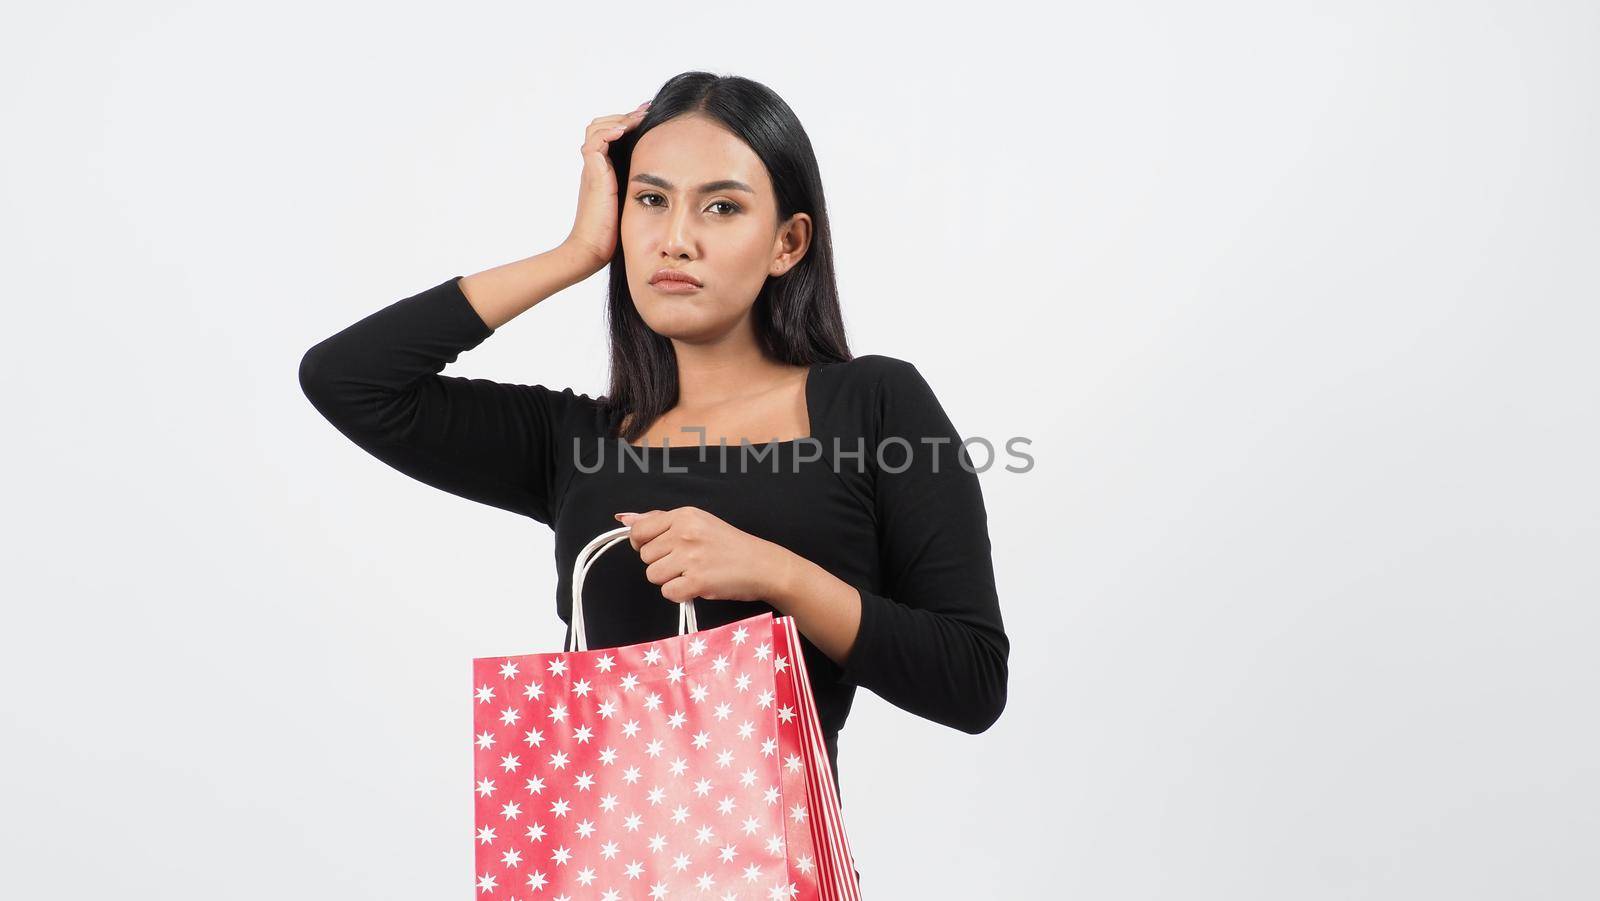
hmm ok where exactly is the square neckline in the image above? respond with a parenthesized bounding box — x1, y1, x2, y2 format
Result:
(622, 362, 819, 452)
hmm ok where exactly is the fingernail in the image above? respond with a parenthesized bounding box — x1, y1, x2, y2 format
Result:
(614, 512, 638, 521)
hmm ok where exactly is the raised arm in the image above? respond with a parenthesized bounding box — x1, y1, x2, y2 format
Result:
(837, 358, 1010, 735)
(297, 250, 593, 524)
(298, 100, 656, 523)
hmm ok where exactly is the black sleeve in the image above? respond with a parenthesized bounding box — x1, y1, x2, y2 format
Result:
(297, 275, 582, 526)
(836, 358, 1010, 734)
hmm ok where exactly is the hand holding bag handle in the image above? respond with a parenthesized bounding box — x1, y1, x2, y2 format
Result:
(567, 524, 700, 653)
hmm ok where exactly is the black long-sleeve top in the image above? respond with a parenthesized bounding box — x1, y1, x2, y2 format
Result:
(298, 275, 1010, 799)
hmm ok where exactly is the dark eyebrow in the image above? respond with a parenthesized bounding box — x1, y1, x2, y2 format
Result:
(629, 173, 755, 195)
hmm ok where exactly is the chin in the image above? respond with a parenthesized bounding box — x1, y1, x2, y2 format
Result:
(652, 320, 749, 346)
(635, 302, 719, 338)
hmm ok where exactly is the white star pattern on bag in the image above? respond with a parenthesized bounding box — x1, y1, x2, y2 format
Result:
(473, 610, 857, 899)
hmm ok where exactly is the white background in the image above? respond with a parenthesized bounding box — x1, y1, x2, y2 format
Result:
(4, 1, 1596, 898)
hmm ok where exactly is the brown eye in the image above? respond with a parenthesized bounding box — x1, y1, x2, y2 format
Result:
(633, 193, 740, 216)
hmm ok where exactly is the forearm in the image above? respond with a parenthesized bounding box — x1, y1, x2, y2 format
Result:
(458, 243, 598, 330)
(762, 541, 1007, 733)
(764, 546, 863, 670)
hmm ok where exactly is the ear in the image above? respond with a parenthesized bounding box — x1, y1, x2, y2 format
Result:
(772, 213, 812, 274)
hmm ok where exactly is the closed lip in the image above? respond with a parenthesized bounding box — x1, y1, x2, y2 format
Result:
(650, 268, 703, 287)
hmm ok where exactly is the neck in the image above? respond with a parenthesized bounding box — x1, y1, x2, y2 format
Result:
(670, 340, 793, 410)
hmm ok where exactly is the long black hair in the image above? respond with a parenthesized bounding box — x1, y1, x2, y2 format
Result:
(599, 71, 852, 443)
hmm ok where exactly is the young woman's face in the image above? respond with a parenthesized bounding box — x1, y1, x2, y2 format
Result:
(621, 114, 806, 345)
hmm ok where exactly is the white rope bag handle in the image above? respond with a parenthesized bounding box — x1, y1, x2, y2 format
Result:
(567, 524, 699, 653)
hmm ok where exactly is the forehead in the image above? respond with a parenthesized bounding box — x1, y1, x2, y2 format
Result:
(630, 115, 771, 196)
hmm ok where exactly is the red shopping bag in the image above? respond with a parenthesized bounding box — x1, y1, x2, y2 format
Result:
(471, 525, 862, 899)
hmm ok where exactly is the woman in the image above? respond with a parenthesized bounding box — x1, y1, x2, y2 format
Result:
(299, 71, 1009, 887)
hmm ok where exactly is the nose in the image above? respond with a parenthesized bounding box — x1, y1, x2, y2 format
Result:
(658, 204, 699, 258)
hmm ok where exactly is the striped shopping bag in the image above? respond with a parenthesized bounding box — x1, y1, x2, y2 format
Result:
(471, 524, 861, 899)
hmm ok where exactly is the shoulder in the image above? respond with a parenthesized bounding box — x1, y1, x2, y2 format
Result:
(514, 382, 602, 410)
(813, 353, 953, 438)
(547, 384, 604, 407)
(559, 386, 611, 433)
(819, 353, 927, 394)
(828, 352, 915, 375)
(815, 355, 976, 482)
(826, 353, 941, 402)
(511, 383, 609, 438)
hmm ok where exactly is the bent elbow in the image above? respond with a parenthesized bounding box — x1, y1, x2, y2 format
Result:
(958, 642, 1009, 735)
(963, 681, 1007, 735)
(298, 341, 368, 430)
(298, 344, 327, 403)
